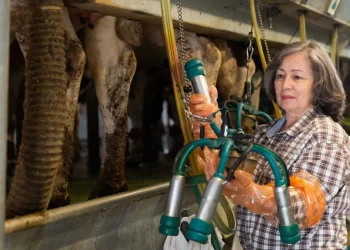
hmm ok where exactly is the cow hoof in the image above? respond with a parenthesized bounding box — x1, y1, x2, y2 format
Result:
(89, 181, 128, 199)
(48, 196, 71, 209)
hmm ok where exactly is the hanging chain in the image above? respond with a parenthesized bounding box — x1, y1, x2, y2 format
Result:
(256, 1, 271, 62)
(175, 0, 215, 124)
(177, 0, 189, 85)
(246, 29, 254, 63)
(176, 0, 191, 114)
(244, 28, 254, 104)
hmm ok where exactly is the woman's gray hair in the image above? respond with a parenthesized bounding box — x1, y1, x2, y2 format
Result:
(264, 40, 346, 122)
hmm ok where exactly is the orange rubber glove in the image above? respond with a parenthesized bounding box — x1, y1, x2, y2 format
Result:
(196, 146, 220, 180)
(288, 170, 326, 228)
(223, 169, 277, 215)
(189, 85, 222, 140)
(223, 169, 326, 229)
(189, 85, 222, 179)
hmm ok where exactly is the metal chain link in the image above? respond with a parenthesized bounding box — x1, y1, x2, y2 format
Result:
(244, 29, 254, 103)
(175, 0, 215, 124)
(246, 30, 254, 63)
(176, 0, 192, 111)
(177, 0, 188, 83)
(256, 1, 271, 62)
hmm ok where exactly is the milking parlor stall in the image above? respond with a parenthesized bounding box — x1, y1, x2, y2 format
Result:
(2, 0, 350, 249)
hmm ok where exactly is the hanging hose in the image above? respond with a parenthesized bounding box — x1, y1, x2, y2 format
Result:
(224, 144, 253, 184)
(7, 0, 67, 218)
(331, 24, 339, 66)
(160, 0, 202, 175)
(249, 0, 267, 70)
(249, 0, 282, 119)
(298, 10, 307, 42)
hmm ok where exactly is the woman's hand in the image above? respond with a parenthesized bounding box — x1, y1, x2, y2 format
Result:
(189, 85, 221, 139)
(224, 170, 277, 215)
(189, 85, 221, 179)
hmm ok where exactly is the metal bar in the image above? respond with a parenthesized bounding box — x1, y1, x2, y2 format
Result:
(298, 10, 307, 42)
(331, 24, 339, 66)
(5, 182, 170, 234)
(0, 0, 10, 248)
(5, 182, 199, 250)
(67, 0, 350, 59)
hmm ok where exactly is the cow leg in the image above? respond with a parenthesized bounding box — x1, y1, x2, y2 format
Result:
(213, 38, 239, 101)
(49, 8, 86, 208)
(197, 36, 222, 88)
(174, 31, 221, 88)
(215, 40, 256, 102)
(85, 16, 137, 198)
(213, 40, 257, 132)
(11, 3, 85, 207)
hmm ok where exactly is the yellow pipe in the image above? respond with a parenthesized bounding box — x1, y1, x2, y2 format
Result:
(249, 0, 282, 119)
(299, 10, 307, 42)
(249, 0, 267, 70)
(331, 24, 338, 65)
(160, 0, 203, 175)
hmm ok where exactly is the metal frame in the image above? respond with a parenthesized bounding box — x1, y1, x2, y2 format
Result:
(6, 182, 170, 234)
(67, 0, 350, 59)
(5, 182, 199, 249)
(0, 0, 10, 249)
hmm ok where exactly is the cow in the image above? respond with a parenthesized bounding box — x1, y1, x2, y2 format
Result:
(7, 1, 260, 218)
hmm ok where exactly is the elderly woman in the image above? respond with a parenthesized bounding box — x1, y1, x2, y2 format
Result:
(190, 40, 350, 249)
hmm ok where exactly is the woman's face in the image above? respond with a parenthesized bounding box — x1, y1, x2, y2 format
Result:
(274, 51, 313, 117)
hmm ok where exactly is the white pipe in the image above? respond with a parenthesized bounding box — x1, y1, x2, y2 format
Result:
(5, 182, 170, 234)
(0, 0, 10, 248)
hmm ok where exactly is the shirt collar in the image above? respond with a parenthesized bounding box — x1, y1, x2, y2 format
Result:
(266, 107, 319, 138)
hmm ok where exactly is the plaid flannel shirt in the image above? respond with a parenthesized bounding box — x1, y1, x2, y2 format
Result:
(236, 107, 350, 249)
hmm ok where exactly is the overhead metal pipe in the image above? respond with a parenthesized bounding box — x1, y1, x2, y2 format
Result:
(331, 24, 339, 66)
(0, 0, 10, 248)
(298, 10, 307, 42)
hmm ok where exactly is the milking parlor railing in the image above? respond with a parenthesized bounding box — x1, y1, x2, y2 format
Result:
(0, 0, 10, 249)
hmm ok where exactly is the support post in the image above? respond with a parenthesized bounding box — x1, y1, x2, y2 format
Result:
(0, 0, 10, 248)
